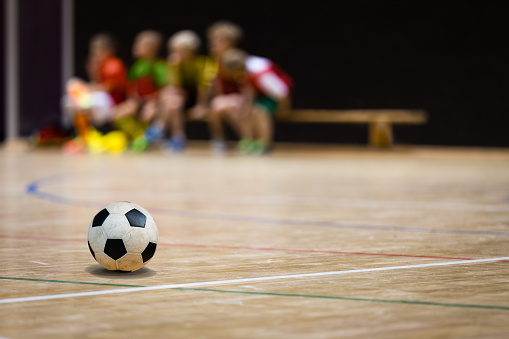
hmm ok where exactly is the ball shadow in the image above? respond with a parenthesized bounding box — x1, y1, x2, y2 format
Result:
(85, 264, 157, 279)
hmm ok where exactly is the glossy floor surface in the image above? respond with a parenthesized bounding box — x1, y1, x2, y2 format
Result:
(1, 142, 508, 338)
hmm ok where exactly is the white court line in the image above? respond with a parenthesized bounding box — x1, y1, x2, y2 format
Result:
(1, 256, 508, 305)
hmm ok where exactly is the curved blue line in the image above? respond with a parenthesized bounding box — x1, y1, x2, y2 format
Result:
(26, 175, 104, 208)
(26, 175, 509, 237)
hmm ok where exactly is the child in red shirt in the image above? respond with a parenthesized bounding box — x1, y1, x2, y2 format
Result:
(213, 48, 293, 154)
(61, 33, 128, 154)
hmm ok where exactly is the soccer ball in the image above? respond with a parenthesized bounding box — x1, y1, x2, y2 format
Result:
(87, 201, 158, 271)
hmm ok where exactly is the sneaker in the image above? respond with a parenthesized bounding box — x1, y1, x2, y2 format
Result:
(165, 135, 186, 153)
(251, 139, 270, 155)
(237, 139, 254, 155)
(144, 124, 164, 143)
(211, 139, 227, 155)
(131, 136, 148, 152)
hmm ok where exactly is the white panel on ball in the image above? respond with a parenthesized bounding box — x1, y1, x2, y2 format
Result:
(117, 253, 144, 271)
(124, 228, 150, 253)
(94, 252, 118, 271)
(145, 220, 159, 243)
(101, 214, 130, 239)
(106, 201, 136, 214)
(87, 226, 107, 254)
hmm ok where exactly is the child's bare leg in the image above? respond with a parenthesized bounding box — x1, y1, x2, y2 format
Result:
(163, 108, 186, 152)
(239, 106, 273, 155)
(113, 98, 138, 119)
(206, 109, 229, 155)
(159, 87, 186, 137)
(168, 108, 185, 137)
(253, 106, 273, 144)
(158, 87, 188, 152)
(209, 94, 243, 140)
(208, 109, 226, 140)
(235, 107, 256, 154)
(229, 108, 252, 140)
(140, 99, 158, 124)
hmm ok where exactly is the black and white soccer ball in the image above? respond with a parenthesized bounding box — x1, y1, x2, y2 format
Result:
(87, 201, 158, 271)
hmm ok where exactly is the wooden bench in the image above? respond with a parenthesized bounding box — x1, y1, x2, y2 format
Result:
(276, 109, 428, 148)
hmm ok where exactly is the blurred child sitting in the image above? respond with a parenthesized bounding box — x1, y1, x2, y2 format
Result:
(145, 30, 216, 152)
(61, 33, 128, 154)
(214, 48, 293, 155)
(113, 30, 169, 151)
(204, 20, 243, 154)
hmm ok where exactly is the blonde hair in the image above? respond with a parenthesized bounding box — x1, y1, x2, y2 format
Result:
(137, 30, 163, 49)
(90, 33, 117, 52)
(221, 48, 248, 72)
(207, 21, 243, 44)
(168, 30, 201, 51)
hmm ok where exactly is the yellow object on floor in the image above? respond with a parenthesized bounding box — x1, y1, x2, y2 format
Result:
(84, 128, 128, 155)
(102, 131, 128, 154)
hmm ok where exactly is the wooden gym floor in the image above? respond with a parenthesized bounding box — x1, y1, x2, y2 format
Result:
(0, 141, 508, 338)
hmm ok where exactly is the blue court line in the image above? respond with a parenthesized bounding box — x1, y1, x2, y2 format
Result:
(25, 174, 509, 237)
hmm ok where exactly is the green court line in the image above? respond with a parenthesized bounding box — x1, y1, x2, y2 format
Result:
(0, 276, 144, 288)
(174, 288, 509, 311)
(2, 276, 508, 311)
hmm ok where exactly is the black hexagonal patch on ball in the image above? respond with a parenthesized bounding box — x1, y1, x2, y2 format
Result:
(104, 239, 127, 260)
(142, 242, 157, 262)
(88, 241, 95, 259)
(125, 209, 146, 228)
(92, 208, 110, 227)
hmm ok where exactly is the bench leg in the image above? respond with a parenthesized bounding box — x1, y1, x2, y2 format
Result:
(369, 122, 393, 148)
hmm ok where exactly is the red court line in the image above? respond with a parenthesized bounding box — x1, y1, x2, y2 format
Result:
(0, 234, 474, 261)
(159, 242, 474, 260)
(0, 235, 84, 242)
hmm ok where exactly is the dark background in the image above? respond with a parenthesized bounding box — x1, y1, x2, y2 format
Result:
(5, 0, 509, 147)
(19, 0, 62, 136)
(1, 0, 62, 139)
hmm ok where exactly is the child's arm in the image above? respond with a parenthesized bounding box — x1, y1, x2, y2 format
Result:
(254, 71, 290, 101)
